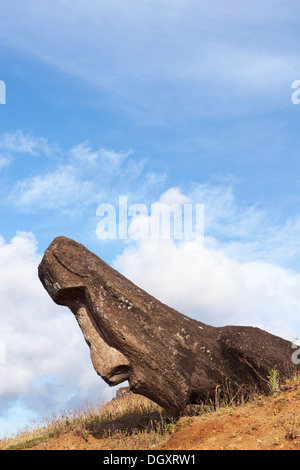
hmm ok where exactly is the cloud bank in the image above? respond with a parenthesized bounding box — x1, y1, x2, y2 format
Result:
(115, 237, 300, 340)
(0, 233, 109, 437)
(1, 182, 300, 436)
(1, 132, 300, 438)
(114, 186, 300, 341)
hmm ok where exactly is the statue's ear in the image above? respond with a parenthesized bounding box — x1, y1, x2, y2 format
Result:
(51, 237, 89, 278)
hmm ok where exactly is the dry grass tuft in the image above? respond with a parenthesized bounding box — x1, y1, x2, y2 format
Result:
(1, 371, 299, 450)
(0, 392, 175, 450)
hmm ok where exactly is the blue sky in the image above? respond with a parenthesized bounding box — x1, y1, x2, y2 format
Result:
(1, 1, 300, 437)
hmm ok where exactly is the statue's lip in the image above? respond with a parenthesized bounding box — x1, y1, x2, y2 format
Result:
(103, 365, 130, 386)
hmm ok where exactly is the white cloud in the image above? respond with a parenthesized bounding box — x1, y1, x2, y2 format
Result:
(114, 238, 300, 341)
(8, 136, 165, 214)
(0, 130, 57, 174)
(0, 130, 56, 158)
(69, 142, 133, 171)
(158, 187, 190, 205)
(0, 155, 11, 171)
(113, 187, 300, 342)
(0, 232, 105, 437)
(181, 182, 300, 269)
(10, 165, 94, 210)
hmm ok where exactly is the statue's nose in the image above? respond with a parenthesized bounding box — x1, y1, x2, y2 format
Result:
(75, 305, 131, 387)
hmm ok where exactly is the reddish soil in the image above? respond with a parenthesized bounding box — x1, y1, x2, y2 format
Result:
(162, 384, 300, 450)
(6, 382, 300, 451)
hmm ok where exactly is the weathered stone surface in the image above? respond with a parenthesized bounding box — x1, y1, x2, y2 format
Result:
(38, 236, 297, 414)
(115, 386, 131, 399)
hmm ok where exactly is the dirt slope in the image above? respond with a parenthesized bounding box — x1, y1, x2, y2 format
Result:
(28, 384, 300, 450)
(162, 383, 300, 450)
(2, 382, 299, 450)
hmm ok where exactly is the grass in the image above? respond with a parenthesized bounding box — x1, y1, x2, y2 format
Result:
(0, 393, 176, 450)
(1, 370, 299, 450)
(267, 368, 280, 395)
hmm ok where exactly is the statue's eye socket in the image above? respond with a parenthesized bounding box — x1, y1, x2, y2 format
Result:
(53, 246, 89, 278)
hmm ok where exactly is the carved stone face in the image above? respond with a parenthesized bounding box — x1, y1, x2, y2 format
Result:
(38, 236, 200, 413)
(39, 236, 296, 415)
(38, 238, 131, 387)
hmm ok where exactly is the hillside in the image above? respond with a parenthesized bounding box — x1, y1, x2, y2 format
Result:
(162, 381, 300, 450)
(1, 376, 299, 451)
